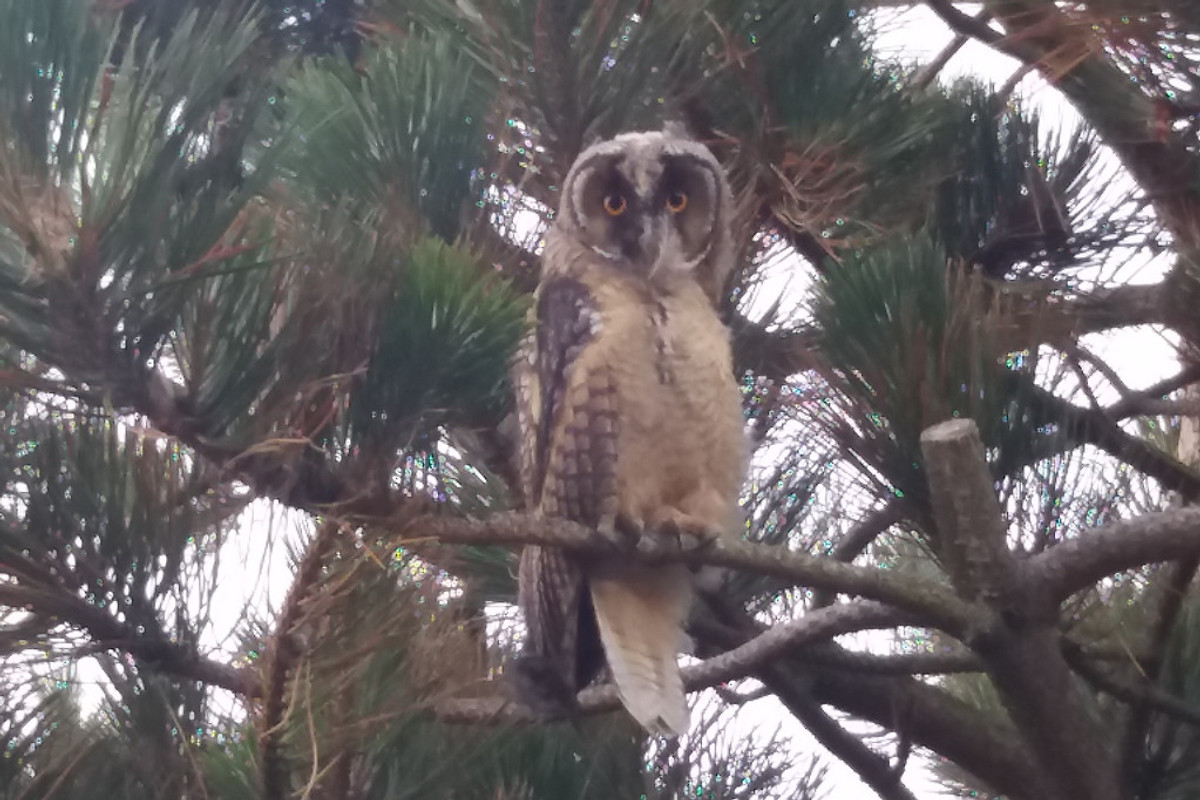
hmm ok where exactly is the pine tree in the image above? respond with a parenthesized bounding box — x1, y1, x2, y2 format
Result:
(1, 1, 1198, 799)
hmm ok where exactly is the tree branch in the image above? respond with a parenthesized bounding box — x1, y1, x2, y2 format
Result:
(1114, 398, 1200, 419)
(925, 0, 1009, 46)
(1109, 364, 1200, 418)
(921, 418, 1119, 800)
(790, 646, 982, 675)
(408, 510, 984, 635)
(735, 279, 1175, 385)
(1028, 506, 1200, 601)
(780, 691, 921, 800)
(0, 583, 259, 697)
(1010, 372, 1200, 498)
(811, 500, 907, 608)
(910, 10, 993, 91)
(930, 0, 1200, 254)
(692, 597, 1049, 800)
(1066, 643, 1200, 729)
(786, 652, 1052, 800)
(434, 600, 909, 723)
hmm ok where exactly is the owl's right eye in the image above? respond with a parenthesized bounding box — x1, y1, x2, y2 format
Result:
(602, 194, 627, 216)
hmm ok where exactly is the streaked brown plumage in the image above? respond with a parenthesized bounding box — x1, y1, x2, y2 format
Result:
(513, 129, 745, 736)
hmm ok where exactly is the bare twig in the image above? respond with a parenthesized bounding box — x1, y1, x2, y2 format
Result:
(910, 10, 993, 91)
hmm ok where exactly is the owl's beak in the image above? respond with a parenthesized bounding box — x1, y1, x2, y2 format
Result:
(644, 213, 682, 281)
(614, 211, 661, 275)
(613, 209, 676, 281)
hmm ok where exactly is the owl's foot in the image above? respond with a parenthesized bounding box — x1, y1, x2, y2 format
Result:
(641, 508, 722, 554)
(599, 516, 643, 552)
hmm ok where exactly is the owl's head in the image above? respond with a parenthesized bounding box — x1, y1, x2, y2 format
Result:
(554, 129, 734, 303)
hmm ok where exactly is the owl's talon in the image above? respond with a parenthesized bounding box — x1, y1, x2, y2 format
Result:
(598, 517, 642, 552)
(642, 511, 722, 554)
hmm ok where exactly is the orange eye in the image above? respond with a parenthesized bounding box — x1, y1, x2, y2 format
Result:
(666, 191, 688, 213)
(603, 194, 627, 216)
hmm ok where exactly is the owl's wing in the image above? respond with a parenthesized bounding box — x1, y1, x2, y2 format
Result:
(532, 277, 618, 527)
(511, 321, 540, 513)
(513, 276, 615, 711)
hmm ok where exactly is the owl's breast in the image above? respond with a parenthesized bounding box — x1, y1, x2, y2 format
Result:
(600, 281, 746, 523)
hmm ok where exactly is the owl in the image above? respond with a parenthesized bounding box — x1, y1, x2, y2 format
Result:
(511, 129, 746, 737)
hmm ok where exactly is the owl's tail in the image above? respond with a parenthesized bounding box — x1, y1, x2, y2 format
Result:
(588, 565, 692, 737)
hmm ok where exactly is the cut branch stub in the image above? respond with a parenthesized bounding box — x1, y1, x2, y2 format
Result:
(919, 417, 1120, 800)
(919, 418, 1019, 604)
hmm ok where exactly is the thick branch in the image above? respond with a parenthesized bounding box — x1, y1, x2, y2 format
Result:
(921, 418, 1119, 800)
(693, 597, 1049, 800)
(1030, 506, 1200, 602)
(409, 511, 983, 635)
(921, 419, 1020, 601)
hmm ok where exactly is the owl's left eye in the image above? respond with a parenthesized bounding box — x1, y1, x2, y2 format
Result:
(666, 191, 688, 213)
(603, 194, 627, 216)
